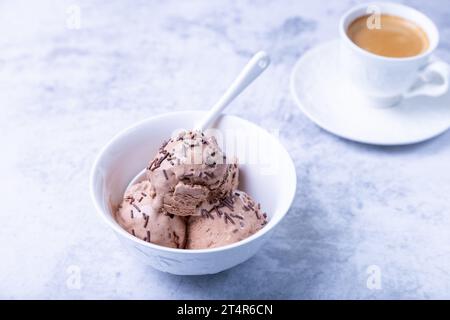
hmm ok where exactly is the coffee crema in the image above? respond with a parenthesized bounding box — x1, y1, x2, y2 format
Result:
(347, 14, 429, 58)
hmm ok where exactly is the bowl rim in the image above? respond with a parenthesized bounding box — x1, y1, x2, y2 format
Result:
(89, 110, 297, 254)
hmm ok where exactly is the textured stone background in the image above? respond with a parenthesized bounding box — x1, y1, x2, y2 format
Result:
(0, 0, 450, 299)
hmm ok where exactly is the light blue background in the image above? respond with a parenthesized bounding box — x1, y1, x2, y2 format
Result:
(0, 0, 449, 299)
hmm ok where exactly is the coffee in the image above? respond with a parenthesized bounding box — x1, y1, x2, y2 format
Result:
(347, 14, 429, 58)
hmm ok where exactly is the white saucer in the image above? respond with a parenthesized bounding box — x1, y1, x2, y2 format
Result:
(290, 40, 450, 145)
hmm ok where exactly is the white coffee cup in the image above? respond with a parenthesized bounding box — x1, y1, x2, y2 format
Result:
(339, 2, 450, 107)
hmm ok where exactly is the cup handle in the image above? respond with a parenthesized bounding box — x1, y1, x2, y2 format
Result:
(403, 60, 450, 99)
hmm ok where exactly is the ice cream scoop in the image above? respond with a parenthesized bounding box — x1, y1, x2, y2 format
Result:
(146, 130, 239, 216)
(186, 190, 268, 249)
(115, 180, 187, 248)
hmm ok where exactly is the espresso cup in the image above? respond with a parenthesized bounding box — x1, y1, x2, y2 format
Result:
(339, 2, 450, 107)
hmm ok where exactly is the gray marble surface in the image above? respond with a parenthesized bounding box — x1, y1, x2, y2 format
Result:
(1, 0, 450, 299)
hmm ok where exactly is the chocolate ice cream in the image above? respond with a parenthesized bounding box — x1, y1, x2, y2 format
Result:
(186, 190, 268, 249)
(115, 180, 187, 249)
(146, 130, 239, 216)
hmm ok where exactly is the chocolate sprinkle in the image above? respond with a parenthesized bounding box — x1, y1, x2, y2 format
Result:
(159, 152, 170, 163)
(144, 215, 150, 228)
(131, 229, 136, 236)
(130, 210, 134, 219)
(147, 231, 151, 242)
(215, 207, 223, 217)
(141, 192, 147, 197)
(224, 212, 235, 224)
(150, 152, 170, 171)
(201, 209, 214, 219)
(221, 198, 234, 211)
(163, 169, 168, 180)
(132, 203, 141, 212)
(147, 158, 157, 170)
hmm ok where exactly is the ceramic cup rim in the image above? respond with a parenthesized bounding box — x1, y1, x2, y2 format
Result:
(89, 110, 297, 255)
(339, 2, 439, 62)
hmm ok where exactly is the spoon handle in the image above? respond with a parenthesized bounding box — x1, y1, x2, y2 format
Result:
(194, 51, 270, 132)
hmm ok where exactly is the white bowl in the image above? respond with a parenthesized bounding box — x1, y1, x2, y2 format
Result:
(90, 111, 296, 275)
